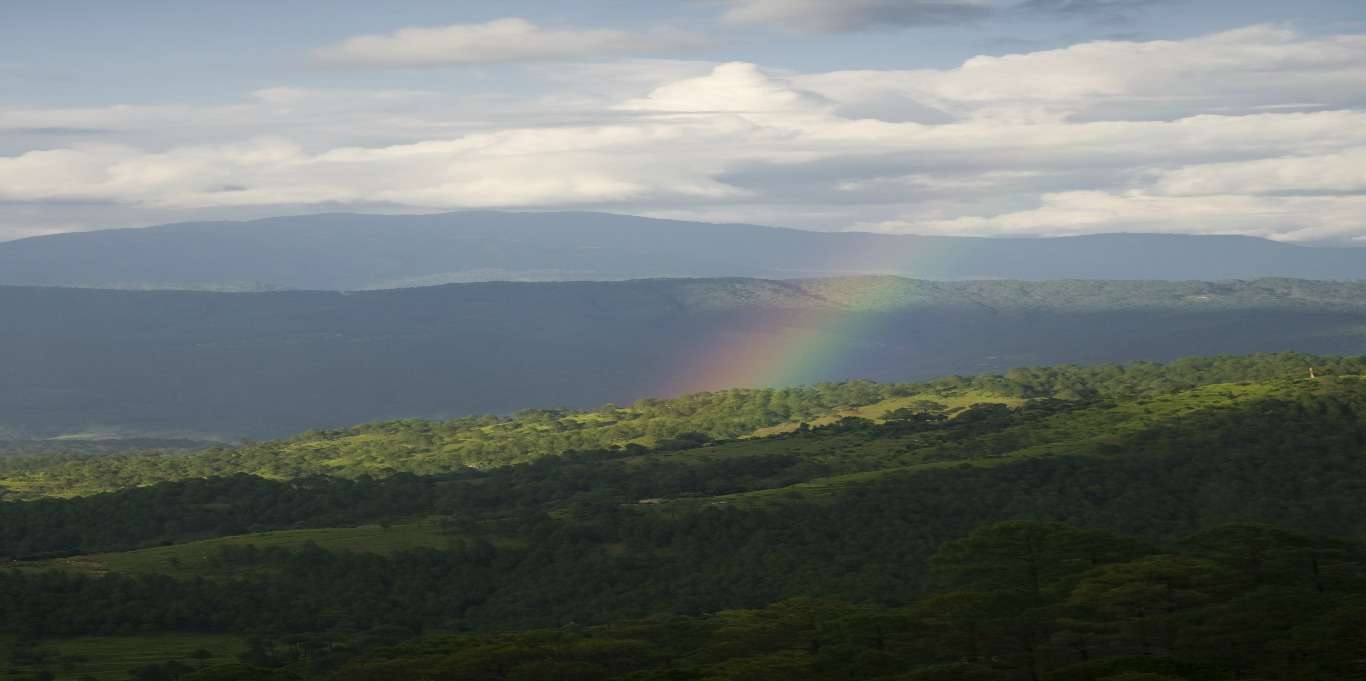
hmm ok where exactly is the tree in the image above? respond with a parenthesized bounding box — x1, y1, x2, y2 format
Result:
(1068, 556, 1230, 655)
(931, 522, 1147, 606)
(1181, 523, 1363, 592)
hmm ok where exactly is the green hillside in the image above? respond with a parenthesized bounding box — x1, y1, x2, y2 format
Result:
(5, 352, 1359, 501)
(33, 518, 457, 579)
(0, 380, 910, 499)
(3, 353, 1366, 680)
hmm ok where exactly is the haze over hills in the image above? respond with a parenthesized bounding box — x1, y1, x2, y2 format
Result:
(2, 212, 1364, 291)
(4, 276, 1365, 440)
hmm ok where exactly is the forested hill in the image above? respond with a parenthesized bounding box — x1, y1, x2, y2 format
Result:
(4, 277, 1366, 440)
(2, 211, 1364, 290)
(4, 352, 1362, 499)
(3, 354, 1366, 680)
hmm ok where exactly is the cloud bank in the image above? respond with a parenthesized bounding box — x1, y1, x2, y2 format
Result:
(3, 26, 1366, 242)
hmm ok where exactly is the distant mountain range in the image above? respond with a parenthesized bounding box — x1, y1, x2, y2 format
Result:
(3, 276, 1365, 439)
(1, 212, 1363, 290)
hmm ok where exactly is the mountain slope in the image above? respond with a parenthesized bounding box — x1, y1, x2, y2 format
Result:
(3, 351, 1363, 501)
(3, 277, 1365, 440)
(4, 357, 1366, 680)
(1, 211, 1364, 290)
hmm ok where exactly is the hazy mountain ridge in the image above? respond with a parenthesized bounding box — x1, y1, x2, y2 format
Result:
(2, 211, 1364, 290)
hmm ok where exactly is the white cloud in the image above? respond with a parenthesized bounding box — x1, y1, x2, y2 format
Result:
(313, 18, 699, 67)
(870, 191, 1366, 242)
(794, 26, 1366, 123)
(5, 26, 1366, 242)
(1150, 146, 1366, 196)
(620, 62, 834, 115)
(0, 125, 746, 211)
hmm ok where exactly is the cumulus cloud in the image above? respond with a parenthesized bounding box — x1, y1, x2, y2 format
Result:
(4, 26, 1366, 242)
(313, 18, 699, 67)
(620, 62, 834, 114)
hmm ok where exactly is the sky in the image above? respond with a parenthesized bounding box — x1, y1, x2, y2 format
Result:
(2, 0, 1365, 243)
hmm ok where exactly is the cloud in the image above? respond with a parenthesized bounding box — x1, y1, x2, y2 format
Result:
(720, 0, 1153, 33)
(870, 191, 1366, 242)
(5, 26, 1366, 242)
(620, 62, 834, 114)
(313, 18, 699, 67)
(0, 87, 530, 152)
(793, 26, 1366, 123)
(1150, 146, 1366, 197)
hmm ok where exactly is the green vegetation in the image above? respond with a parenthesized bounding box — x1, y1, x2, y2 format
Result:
(35, 518, 456, 578)
(3, 353, 1366, 680)
(0, 380, 904, 499)
(745, 389, 1024, 437)
(321, 522, 1366, 681)
(5, 352, 1360, 501)
(4, 635, 244, 681)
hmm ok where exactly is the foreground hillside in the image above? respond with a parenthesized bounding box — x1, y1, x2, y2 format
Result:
(2, 354, 1365, 679)
(4, 277, 1366, 439)
(3, 212, 1366, 291)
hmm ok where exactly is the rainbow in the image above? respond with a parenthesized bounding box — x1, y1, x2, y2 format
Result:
(657, 274, 920, 396)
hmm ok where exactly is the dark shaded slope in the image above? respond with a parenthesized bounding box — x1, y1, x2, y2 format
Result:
(2, 278, 1366, 438)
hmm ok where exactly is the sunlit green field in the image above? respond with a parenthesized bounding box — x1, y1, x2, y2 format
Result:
(745, 390, 1025, 437)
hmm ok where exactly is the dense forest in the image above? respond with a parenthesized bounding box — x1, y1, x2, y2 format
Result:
(5, 352, 1363, 499)
(2, 353, 1365, 679)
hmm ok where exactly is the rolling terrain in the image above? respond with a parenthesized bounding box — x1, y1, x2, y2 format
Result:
(1, 212, 1365, 291)
(4, 277, 1366, 440)
(3, 354, 1365, 680)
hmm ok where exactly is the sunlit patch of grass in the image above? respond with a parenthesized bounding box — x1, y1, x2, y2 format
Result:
(746, 390, 1026, 438)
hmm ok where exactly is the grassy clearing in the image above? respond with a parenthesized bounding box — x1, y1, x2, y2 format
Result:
(745, 391, 1025, 438)
(2, 633, 244, 681)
